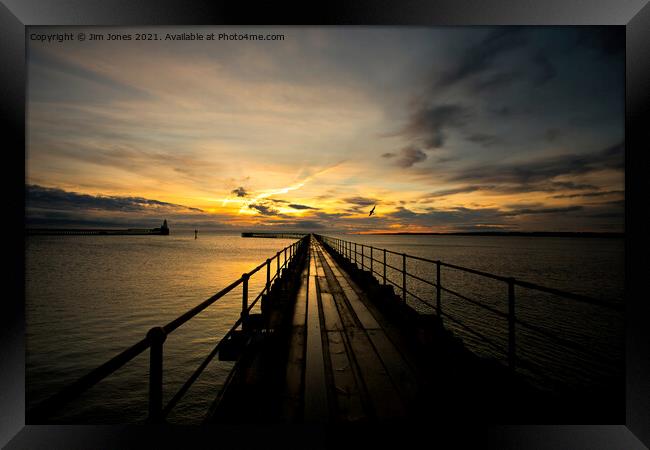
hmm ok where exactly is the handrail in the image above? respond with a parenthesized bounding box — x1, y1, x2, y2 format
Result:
(315, 234, 622, 379)
(329, 237, 622, 311)
(29, 234, 309, 423)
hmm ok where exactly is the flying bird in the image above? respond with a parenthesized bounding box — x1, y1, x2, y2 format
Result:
(369, 205, 376, 216)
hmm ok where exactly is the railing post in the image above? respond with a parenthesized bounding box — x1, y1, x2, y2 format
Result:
(147, 326, 167, 423)
(436, 261, 442, 318)
(402, 253, 407, 303)
(354, 243, 357, 265)
(277, 251, 280, 278)
(370, 247, 373, 274)
(284, 247, 287, 268)
(508, 278, 516, 371)
(242, 273, 250, 324)
(383, 249, 387, 285)
(361, 245, 364, 269)
(266, 258, 271, 293)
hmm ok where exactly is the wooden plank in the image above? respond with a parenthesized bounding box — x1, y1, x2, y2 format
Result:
(346, 328, 407, 420)
(283, 327, 305, 421)
(316, 253, 358, 330)
(315, 275, 331, 294)
(303, 250, 329, 422)
(320, 290, 343, 331)
(292, 266, 309, 327)
(326, 331, 366, 422)
(366, 329, 419, 405)
(313, 248, 324, 276)
(282, 261, 311, 421)
(318, 248, 380, 330)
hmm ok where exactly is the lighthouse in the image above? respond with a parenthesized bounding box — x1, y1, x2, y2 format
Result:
(160, 219, 170, 235)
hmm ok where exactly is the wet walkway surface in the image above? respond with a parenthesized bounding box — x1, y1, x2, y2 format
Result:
(288, 238, 423, 422)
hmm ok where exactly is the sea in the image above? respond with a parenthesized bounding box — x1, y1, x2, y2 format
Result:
(25, 231, 625, 423)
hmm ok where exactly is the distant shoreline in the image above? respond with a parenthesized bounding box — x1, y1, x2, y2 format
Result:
(360, 231, 624, 238)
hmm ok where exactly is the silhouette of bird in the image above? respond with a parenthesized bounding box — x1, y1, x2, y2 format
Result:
(369, 205, 376, 216)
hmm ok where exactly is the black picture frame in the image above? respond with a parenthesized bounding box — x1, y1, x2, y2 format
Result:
(2, 1, 649, 448)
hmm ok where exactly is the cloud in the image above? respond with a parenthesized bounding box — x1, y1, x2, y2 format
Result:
(30, 47, 153, 101)
(392, 146, 428, 168)
(531, 50, 557, 85)
(343, 197, 377, 207)
(424, 185, 485, 198)
(24, 185, 240, 229)
(248, 203, 279, 216)
(26, 184, 203, 213)
(436, 28, 528, 88)
(231, 186, 248, 197)
(551, 190, 624, 199)
(288, 203, 318, 210)
(449, 141, 624, 185)
(438, 28, 557, 93)
(399, 104, 470, 150)
(501, 205, 584, 216)
(466, 133, 502, 148)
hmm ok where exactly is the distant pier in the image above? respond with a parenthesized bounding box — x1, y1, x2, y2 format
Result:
(27, 220, 170, 236)
(241, 231, 306, 239)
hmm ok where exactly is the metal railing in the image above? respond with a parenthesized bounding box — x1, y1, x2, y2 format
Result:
(28, 235, 309, 423)
(316, 235, 623, 377)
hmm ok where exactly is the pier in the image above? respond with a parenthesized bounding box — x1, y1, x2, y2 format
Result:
(241, 231, 307, 239)
(27, 220, 170, 236)
(27, 234, 623, 424)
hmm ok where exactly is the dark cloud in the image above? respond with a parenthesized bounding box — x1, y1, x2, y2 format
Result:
(231, 186, 248, 197)
(388, 206, 419, 219)
(434, 156, 459, 164)
(26, 184, 203, 213)
(344, 197, 377, 207)
(502, 205, 584, 216)
(288, 203, 318, 210)
(248, 203, 279, 216)
(393, 146, 427, 168)
(420, 180, 599, 201)
(291, 220, 327, 229)
(378, 203, 619, 231)
(449, 141, 624, 185)
(439, 29, 556, 94)
(551, 190, 624, 199)
(466, 133, 502, 148)
(489, 105, 512, 117)
(472, 71, 521, 92)
(436, 28, 528, 88)
(400, 104, 470, 150)
(531, 50, 557, 85)
(544, 128, 562, 142)
(424, 185, 485, 198)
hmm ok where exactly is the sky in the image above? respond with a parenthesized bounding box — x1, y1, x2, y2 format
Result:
(26, 26, 625, 233)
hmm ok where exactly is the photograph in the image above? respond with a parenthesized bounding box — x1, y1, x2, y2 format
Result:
(23, 25, 627, 427)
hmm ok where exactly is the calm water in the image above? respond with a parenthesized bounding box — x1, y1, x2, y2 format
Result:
(26, 232, 625, 423)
